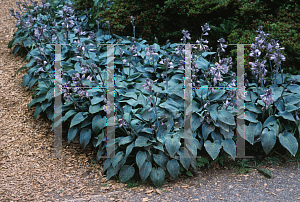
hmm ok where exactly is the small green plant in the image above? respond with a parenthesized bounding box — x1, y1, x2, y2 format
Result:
(286, 146, 300, 170)
(235, 159, 252, 174)
(197, 157, 210, 168)
(125, 179, 141, 188)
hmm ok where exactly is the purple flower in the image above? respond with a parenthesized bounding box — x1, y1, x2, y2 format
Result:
(143, 78, 153, 92)
(181, 29, 191, 43)
(260, 89, 274, 109)
(118, 119, 127, 127)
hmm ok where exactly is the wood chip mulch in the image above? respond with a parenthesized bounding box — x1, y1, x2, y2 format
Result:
(1, 0, 300, 201)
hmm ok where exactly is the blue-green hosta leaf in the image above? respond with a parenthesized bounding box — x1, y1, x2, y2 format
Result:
(279, 131, 298, 157)
(245, 103, 263, 114)
(202, 123, 215, 141)
(184, 138, 199, 157)
(192, 100, 201, 113)
(89, 104, 101, 114)
(119, 165, 135, 183)
(153, 151, 169, 169)
(80, 128, 91, 148)
(119, 136, 133, 146)
(269, 86, 284, 102)
(22, 74, 30, 88)
(257, 99, 265, 106)
(204, 140, 222, 160)
(123, 113, 131, 124)
(261, 128, 277, 154)
(112, 151, 124, 169)
(28, 94, 46, 108)
(106, 165, 117, 180)
(122, 92, 137, 100)
(219, 127, 234, 139)
(94, 131, 105, 148)
(217, 110, 235, 125)
(237, 111, 258, 123)
(211, 131, 223, 142)
(177, 148, 191, 170)
(275, 98, 285, 112)
(150, 167, 165, 187)
(140, 127, 153, 134)
(249, 91, 258, 103)
(153, 143, 164, 152)
(91, 97, 104, 105)
(222, 138, 236, 160)
(208, 89, 225, 101)
(137, 93, 147, 107)
(165, 133, 181, 157)
(46, 107, 54, 122)
(92, 115, 106, 134)
(119, 99, 138, 106)
(103, 158, 112, 172)
(45, 88, 54, 100)
(237, 122, 262, 145)
(276, 111, 296, 122)
(284, 94, 300, 105)
(192, 113, 202, 132)
(194, 87, 209, 99)
(159, 102, 179, 116)
(136, 151, 147, 169)
(63, 110, 77, 122)
(125, 142, 135, 157)
(285, 105, 298, 112)
(33, 103, 42, 121)
(135, 136, 151, 147)
(165, 83, 184, 97)
(263, 115, 277, 129)
(131, 119, 141, 129)
(287, 84, 300, 94)
(139, 161, 152, 182)
(214, 119, 230, 132)
(208, 103, 218, 122)
(194, 56, 210, 70)
(70, 112, 87, 128)
(68, 127, 78, 143)
(201, 51, 217, 57)
(167, 160, 180, 179)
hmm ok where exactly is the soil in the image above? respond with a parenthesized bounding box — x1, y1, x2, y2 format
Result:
(1, 0, 300, 201)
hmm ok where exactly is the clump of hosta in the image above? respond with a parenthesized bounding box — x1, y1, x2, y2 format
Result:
(9, 0, 300, 188)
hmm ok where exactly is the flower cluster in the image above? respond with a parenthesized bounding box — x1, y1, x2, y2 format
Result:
(260, 89, 274, 109)
(209, 56, 232, 86)
(142, 78, 153, 92)
(200, 111, 212, 124)
(249, 26, 286, 86)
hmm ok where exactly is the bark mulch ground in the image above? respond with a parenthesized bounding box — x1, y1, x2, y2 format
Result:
(1, 0, 300, 201)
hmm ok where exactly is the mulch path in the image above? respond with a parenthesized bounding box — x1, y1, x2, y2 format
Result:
(1, 0, 300, 201)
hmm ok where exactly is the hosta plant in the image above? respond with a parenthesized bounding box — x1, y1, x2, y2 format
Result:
(9, 0, 300, 187)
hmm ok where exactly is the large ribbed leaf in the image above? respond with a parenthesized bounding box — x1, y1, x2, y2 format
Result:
(165, 133, 180, 157)
(70, 112, 87, 128)
(261, 128, 276, 154)
(153, 151, 169, 170)
(204, 140, 222, 160)
(222, 138, 236, 160)
(167, 160, 180, 179)
(136, 151, 147, 169)
(119, 165, 135, 183)
(150, 167, 165, 187)
(217, 110, 235, 125)
(139, 161, 152, 182)
(202, 123, 215, 140)
(92, 115, 106, 134)
(80, 128, 91, 148)
(279, 131, 298, 157)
